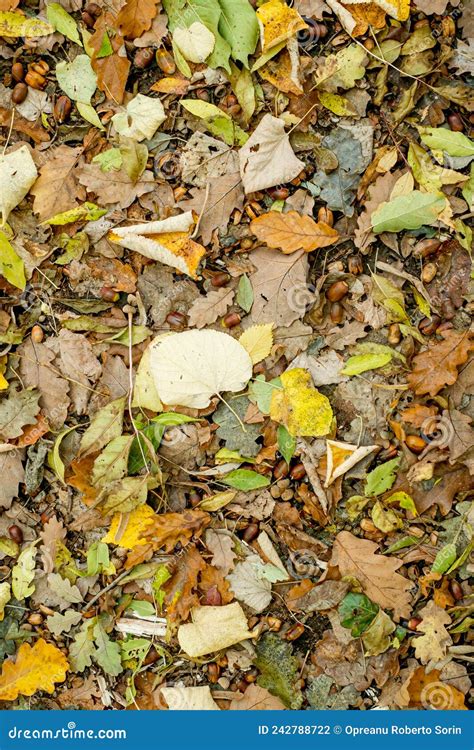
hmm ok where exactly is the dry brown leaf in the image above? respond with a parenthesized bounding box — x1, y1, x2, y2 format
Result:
(78, 164, 155, 209)
(188, 288, 235, 329)
(31, 145, 82, 221)
(407, 329, 474, 397)
(117, 0, 158, 39)
(329, 530, 413, 620)
(0, 449, 24, 509)
(199, 563, 234, 605)
(250, 247, 309, 326)
(0, 107, 49, 144)
(89, 13, 130, 103)
(18, 338, 69, 430)
(251, 211, 338, 254)
(39, 515, 67, 574)
(229, 683, 286, 710)
(163, 545, 206, 623)
(179, 173, 244, 245)
(204, 529, 237, 574)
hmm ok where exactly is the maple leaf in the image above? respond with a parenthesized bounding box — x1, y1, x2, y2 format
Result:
(251, 211, 338, 254)
(0, 638, 68, 701)
(117, 0, 158, 39)
(126, 509, 211, 567)
(407, 329, 474, 397)
(329, 531, 413, 621)
(17, 338, 69, 430)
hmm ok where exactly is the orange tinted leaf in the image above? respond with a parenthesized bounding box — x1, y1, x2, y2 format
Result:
(117, 0, 158, 39)
(199, 563, 234, 605)
(407, 329, 474, 397)
(251, 211, 338, 254)
(150, 76, 191, 95)
(126, 509, 211, 567)
(164, 546, 206, 623)
(0, 639, 68, 701)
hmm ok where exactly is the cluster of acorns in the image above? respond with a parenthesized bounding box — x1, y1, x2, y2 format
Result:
(9, 59, 72, 123)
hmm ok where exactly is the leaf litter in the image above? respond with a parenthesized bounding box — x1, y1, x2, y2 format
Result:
(0, 0, 472, 713)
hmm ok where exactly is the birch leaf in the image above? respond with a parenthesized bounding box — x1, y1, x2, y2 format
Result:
(0, 146, 38, 226)
(239, 324, 273, 364)
(12, 544, 37, 600)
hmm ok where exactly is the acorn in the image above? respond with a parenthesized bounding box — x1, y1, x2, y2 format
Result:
(284, 623, 305, 641)
(85, 2, 102, 16)
(267, 185, 289, 201)
(242, 523, 259, 543)
(418, 315, 441, 335)
(421, 262, 437, 284)
(405, 435, 426, 454)
(223, 312, 241, 328)
(29, 61, 49, 76)
(8, 525, 23, 544)
(211, 272, 230, 288)
(290, 463, 306, 480)
(25, 71, 46, 90)
(100, 286, 119, 302)
(11, 62, 24, 82)
(317, 206, 333, 226)
(387, 323, 401, 345)
(11, 82, 28, 104)
(413, 238, 441, 257)
(31, 325, 44, 343)
(348, 254, 363, 275)
(447, 113, 464, 132)
(156, 48, 176, 75)
(166, 310, 187, 329)
(326, 280, 349, 302)
(274, 460, 289, 479)
(81, 10, 95, 27)
(330, 301, 344, 324)
(135, 48, 154, 69)
(54, 95, 72, 123)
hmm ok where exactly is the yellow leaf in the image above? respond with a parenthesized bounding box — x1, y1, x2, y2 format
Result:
(109, 212, 205, 279)
(318, 91, 357, 117)
(0, 11, 54, 37)
(256, 0, 307, 52)
(0, 638, 68, 701)
(0, 357, 8, 390)
(103, 504, 155, 549)
(325, 439, 378, 487)
(270, 368, 333, 437)
(239, 324, 274, 364)
(259, 45, 304, 96)
(343, 0, 409, 21)
(0, 582, 11, 622)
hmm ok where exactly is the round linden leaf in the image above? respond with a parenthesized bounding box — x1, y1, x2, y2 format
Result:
(173, 22, 215, 63)
(149, 330, 253, 408)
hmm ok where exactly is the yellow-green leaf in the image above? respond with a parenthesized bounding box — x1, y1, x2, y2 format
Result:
(270, 368, 333, 437)
(0, 231, 25, 290)
(0, 11, 54, 37)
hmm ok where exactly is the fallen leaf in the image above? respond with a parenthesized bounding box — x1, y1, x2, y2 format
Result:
(407, 329, 474, 397)
(413, 600, 452, 667)
(251, 211, 338, 253)
(188, 287, 235, 328)
(31, 145, 81, 222)
(256, 0, 307, 51)
(330, 531, 413, 620)
(149, 330, 252, 408)
(239, 114, 304, 194)
(270, 368, 333, 437)
(0, 638, 68, 701)
(250, 247, 309, 326)
(178, 602, 254, 657)
(126, 509, 210, 566)
(239, 324, 273, 364)
(117, 0, 158, 39)
(161, 685, 219, 710)
(0, 146, 38, 225)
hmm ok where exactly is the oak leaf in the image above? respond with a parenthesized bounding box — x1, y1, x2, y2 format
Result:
(251, 210, 338, 253)
(330, 530, 413, 620)
(0, 638, 68, 701)
(17, 338, 69, 430)
(188, 287, 235, 328)
(407, 329, 474, 397)
(413, 601, 452, 666)
(126, 509, 211, 567)
(250, 247, 309, 326)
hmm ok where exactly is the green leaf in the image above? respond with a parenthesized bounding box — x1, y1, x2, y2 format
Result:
(152, 564, 172, 610)
(236, 274, 253, 313)
(217, 0, 258, 67)
(213, 396, 261, 457)
(371, 191, 446, 233)
(387, 490, 418, 516)
(248, 375, 282, 414)
(97, 29, 113, 58)
(48, 424, 81, 482)
(338, 592, 379, 637)
(152, 412, 197, 426)
(76, 101, 104, 130)
(255, 633, 303, 709)
(222, 469, 270, 490)
(371, 500, 403, 533)
(46, 3, 81, 45)
(181, 99, 247, 145)
(101, 476, 157, 514)
(341, 352, 392, 376)
(87, 542, 114, 576)
(365, 458, 399, 497)
(431, 542, 457, 574)
(277, 425, 296, 465)
(43, 202, 107, 226)
(306, 675, 359, 710)
(93, 616, 122, 676)
(384, 535, 420, 554)
(12, 544, 37, 600)
(91, 436, 133, 487)
(92, 148, 123, 172)
(0, 231, 26, 290)
(419, 127, 474, 158)
(56, 54, 97, 104)
(69, 620, 96, 672)
(79, 396, 126, 456)
(163, 0, 231, 72)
